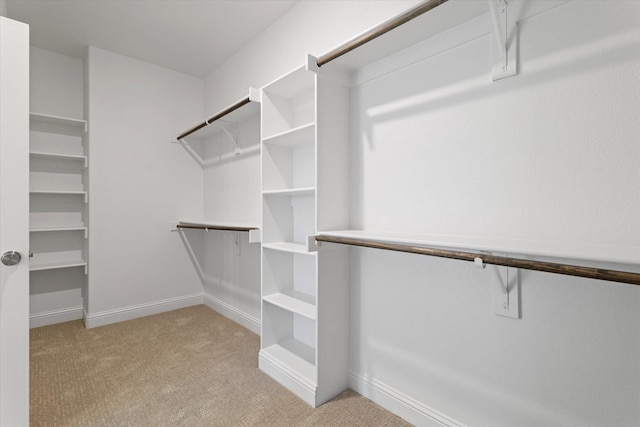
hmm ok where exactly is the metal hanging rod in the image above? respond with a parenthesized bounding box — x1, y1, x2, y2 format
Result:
(315, 235, 640, 286)
(177, 95, 252, 141)
(177, 222, 258, 232)
(316, 0, 449, 67)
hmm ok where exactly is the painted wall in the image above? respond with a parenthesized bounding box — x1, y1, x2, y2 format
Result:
(348, 1, 640, 426)
(29, 47, 86, 325)
(30, 47, 83, 119)
(200, 113, 261, 331)
(204, 1, 640, 426)
(204, 0, 420, 113)
(86, 47, 204, 325)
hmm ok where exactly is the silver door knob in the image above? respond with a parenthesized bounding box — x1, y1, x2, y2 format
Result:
(1, 251, 22, 266)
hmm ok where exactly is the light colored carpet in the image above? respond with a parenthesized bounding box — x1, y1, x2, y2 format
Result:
(30, 305, 411, 426)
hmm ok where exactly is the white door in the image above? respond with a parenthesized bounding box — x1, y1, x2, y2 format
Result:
(0, 16, 30, 427)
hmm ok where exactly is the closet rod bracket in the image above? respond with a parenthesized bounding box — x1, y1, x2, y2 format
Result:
(218, 121, 241, 155)
(489, 0, 518, 81)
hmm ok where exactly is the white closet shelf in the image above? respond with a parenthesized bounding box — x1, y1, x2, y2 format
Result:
(30, 226, 88, 238)
(262, 122, 315, 147)
(262, 187, 315, 197)
(30, 259, 87, 273)
(30, 190, 88, 202)
(263, 293, 316, 320)
(30, 151, 87, 167)
(262, 65, 314, 99)
(316, 230, 640, 267)
(260, 341, 317, 384)
(30, 112, 87, 132)
(263, 242, 316, 255)
(176, 221, 259, 232)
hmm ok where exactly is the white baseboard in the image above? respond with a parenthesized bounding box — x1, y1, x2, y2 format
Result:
(203, 291, 260, 334)
(30, 306, 84, 328)
(348, 371, 464, 427)
(84, 293, 204, 328)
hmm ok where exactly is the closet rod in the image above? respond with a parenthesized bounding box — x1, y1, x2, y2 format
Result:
(177, 223, 257, 232)
(315, 235, 640, 286)
(316, 0, 449, 67)
(177, 95, 252, 141)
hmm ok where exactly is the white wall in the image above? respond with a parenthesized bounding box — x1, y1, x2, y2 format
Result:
(204, 1, 640, 426)
(30, 47, 84, 119)
(204, 0, 419, 113)
(29, 48, 86, 325)
(86, 47, 204, 326)
(348, 1, 640, 426)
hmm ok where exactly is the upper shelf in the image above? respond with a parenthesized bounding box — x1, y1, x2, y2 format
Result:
(30, 112, 87, 133)
(30, 151, 88, 167)
(176, 90, 260, 141)
(176, 221, 259, 232)
(317, 0, 487, 71)
(316, 230, 640, 267)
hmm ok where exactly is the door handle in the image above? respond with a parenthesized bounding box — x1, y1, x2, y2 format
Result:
(1, 251, 22, 266)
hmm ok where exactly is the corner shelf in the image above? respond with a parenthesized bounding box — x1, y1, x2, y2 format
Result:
(30, 190, 88, 203)
(30, 259, 87, 273)
(29, 112, 87, 132)
(28, 110, 89, 322)
(30, 151, 87, 168)
(30, 226, 87, 238)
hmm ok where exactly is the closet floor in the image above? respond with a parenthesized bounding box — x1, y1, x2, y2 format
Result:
(30, 304, 409, 426)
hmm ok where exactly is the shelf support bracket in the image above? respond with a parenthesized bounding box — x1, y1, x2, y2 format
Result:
(475, 253, 520, 319)
(219, 121, 241, 156)
(489, 0, 518, 81)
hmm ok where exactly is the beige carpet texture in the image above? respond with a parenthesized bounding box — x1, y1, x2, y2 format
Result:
(30, 305, 411, 426)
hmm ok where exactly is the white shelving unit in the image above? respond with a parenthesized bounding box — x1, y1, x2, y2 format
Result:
(29, 112, 89, 275)
(259, 62, 351, 407)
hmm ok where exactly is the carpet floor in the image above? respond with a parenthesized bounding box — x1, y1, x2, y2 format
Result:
(30, 305, 411, 426)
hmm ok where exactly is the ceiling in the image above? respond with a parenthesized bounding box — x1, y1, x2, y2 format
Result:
(5, 0, 299, 78)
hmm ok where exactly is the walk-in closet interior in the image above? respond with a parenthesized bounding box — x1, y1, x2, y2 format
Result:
(1, 0, 638, 425)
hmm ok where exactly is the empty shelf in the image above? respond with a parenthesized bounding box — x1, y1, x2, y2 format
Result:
(262, 187, 315, 197)
(260, 341, 316, 384)
(177, 222, 259, 232)
(262, 242, 315, 254)
(30, 112, 87, 132)
(263, 122, 315, 147)
(263, 293, 316, 320)
(30, 151, 87, 167)
(30, 259, 87, 272)
(316, 230, 640, 286)
(30, 226, 87, 238)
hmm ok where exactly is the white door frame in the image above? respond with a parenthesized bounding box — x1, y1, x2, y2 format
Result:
(0, 16, 30, 427)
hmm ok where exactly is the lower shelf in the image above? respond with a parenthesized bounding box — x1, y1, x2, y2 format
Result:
(30, 259, 87, 273)
(260, 341, 317, 385)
